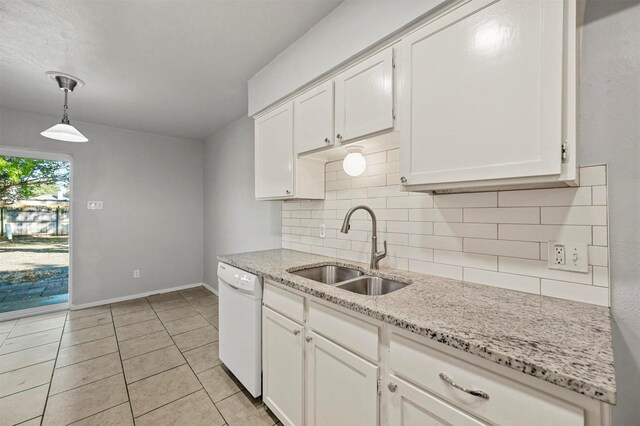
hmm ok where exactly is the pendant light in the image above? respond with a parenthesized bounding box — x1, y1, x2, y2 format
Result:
(342, 145, 367, 177)
(40, 72, 89, 142)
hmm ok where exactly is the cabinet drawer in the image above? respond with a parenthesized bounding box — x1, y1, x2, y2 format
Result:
(264, 282, 304, 323)
(307, 301, 378, 362)
(389, 333, 584, 426)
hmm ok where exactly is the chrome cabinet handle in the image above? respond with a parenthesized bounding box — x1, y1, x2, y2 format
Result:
(293, 330, 300, 335)
(400, 176, 407, 184)
(305, 336, 312, 342)
(324, 138, 331, 144)
(388, 382, 397, 392)
(336, 133, 342, 140)
(439, 373, 489, 400)
(285, 190, 291, 194)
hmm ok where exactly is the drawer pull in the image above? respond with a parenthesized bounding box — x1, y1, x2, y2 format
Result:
(293, 330, 300, 335)
(439, 372, 489, 400)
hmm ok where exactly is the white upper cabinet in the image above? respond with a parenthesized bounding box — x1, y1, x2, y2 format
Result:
(255, 102, 294, 199)
(294, 81, 335, 154)
(335, 47, 395, 144)
(255, 101, 325, 200)
(399, 0, 577, 191)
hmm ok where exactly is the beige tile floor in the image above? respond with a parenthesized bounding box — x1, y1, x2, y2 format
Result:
(0, 286, 280, 426)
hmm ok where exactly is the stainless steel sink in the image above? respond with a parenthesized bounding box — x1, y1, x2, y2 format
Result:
(336, 276, 409, 296)
(290, 265, 364, 285)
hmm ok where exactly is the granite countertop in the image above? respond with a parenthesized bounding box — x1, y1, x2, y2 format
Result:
(218, 249, 616, 404)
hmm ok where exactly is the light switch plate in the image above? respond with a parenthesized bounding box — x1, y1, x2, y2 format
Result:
(87, 201, 103, 210)
(547, 242, 588, 273)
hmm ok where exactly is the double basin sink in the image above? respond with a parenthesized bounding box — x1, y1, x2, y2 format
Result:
(289, 265, 409, 296)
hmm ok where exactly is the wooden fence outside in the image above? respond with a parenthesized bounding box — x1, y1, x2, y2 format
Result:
(0, 207, 69, 236)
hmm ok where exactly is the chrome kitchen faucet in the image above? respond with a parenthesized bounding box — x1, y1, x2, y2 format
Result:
(341, 205, 387, 270)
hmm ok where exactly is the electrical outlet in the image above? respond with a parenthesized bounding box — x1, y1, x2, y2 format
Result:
(552, 244, 566, 265)
(133, 269, 141, 278)
(319, 224, 326, 238)
(547, 242, 588, 273)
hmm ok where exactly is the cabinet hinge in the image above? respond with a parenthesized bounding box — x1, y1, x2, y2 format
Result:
(392, 107, 396, 120)
(561, 140, 569, 163)
(377, 378, 382, 395)
(392, 51, 396, 68)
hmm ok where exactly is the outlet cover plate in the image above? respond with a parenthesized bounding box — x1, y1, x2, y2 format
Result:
(547, 242, 588, 273)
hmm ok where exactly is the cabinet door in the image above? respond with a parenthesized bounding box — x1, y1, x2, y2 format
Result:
(335, 47, 394, 143)
(294, 81, 335, 154)
(399, 0, 564, 186)
(305, 331, 378, 426)
(263, 307, 304, 426)
(388, 376, 487, 426)
(255, 102, 294, 199)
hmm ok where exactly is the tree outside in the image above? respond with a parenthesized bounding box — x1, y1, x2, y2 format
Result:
(0, 156, 70, 205)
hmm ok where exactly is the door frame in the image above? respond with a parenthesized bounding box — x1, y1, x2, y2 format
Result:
(0, 146, 73, 320)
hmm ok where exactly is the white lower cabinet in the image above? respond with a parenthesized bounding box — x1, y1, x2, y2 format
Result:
(388, 376, 486, 426)
(305, 331, 379, 426)
(261, 281, 609, 426)
(262, 306, 304, 426)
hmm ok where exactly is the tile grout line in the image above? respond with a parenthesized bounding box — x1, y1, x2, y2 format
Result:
(39, 310, 68, 425)
(109, 304, 138, 426)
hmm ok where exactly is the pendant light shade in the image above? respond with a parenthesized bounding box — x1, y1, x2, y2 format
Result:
(343, 145, 367, 177)
(41, 72, 89, 143)
(40, 123, 88, 142)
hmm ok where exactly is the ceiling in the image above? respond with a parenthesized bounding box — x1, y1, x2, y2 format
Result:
(0, 0, 341, 141)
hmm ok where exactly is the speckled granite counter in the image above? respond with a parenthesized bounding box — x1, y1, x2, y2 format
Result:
(218, 249, 616, 404)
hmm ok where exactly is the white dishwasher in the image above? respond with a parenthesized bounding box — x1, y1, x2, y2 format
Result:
(217, 262, 262, 397)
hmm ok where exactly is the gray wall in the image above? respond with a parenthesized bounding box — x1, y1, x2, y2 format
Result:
(203, 116, 281, 290)
(580, 1, 640, 424)
(0, 107, 204, 306)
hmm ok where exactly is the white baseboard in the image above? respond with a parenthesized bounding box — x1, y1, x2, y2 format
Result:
(0, 302, 70, 322)
(70, 282, 206, 310)
(202, 282, 219, 296)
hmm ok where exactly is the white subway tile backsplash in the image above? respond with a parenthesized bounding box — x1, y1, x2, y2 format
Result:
(593, 266, 610, 287)
(368, 185, 408, 198)
(578, 165, 607, 186)
(409, 235, 463, 251)
(364, 151, 387, 165)
(387, 221, 433, 235)
(498, 187, 592, 207)
(541, 279, 608, 306)
(326, 179, 351, 191)
(434, 250, 497, 270)
(434, 223, 497, 239)
(464, 238, 540, 259)
(592, 186, 607, 205)
(352, 174, 386, 189)
(592, 226, 608, 246)
(541, 206, 607, 226)
(434, 192, 497, 208)
(464, 269, 540, 294)
(410, 208, 463, 222)
(499, 257, 593, 285)
(499, 224, 592, 243)
(588, 246, 608, 267)
(281, 150, 609, 306)
(387, 195, 433, 209)
(464, 207, 540, 224)
(389, 245, 433, 261)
